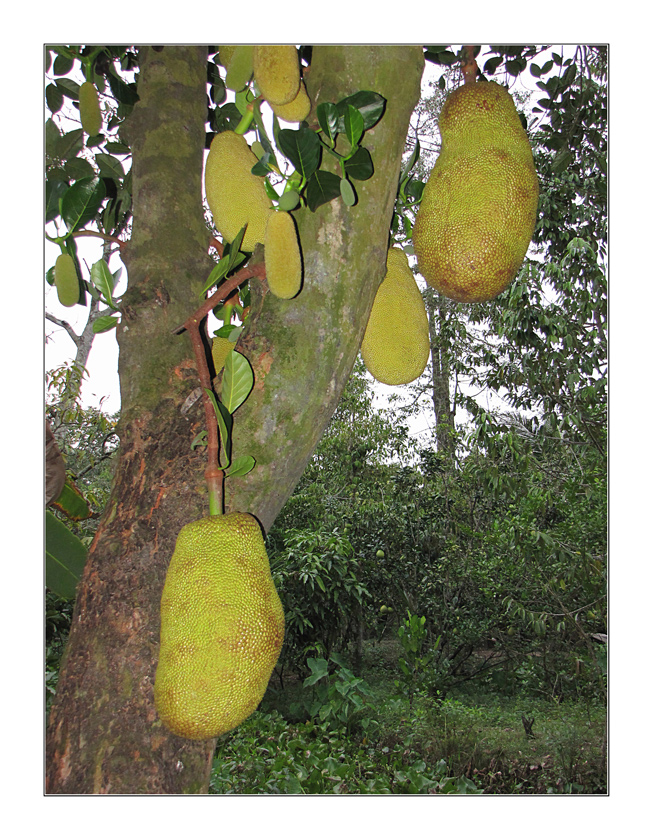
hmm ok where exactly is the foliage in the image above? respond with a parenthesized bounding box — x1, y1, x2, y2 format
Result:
(299, 654, 375, 733)
(395, 612, 439, 709)
(271, 529, 369, 676)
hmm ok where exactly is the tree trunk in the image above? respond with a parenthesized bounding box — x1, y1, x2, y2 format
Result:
(46, 45, 424, 794)
(425, 288, 456, 459)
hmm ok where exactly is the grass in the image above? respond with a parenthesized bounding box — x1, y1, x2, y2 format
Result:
(210, 638, 607, 795)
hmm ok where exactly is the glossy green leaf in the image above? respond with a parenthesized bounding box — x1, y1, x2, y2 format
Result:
(90, 259, 116, 304)
(46, 83, 64, 114)
(222, 350, 254, 414)
(45, 511, 87, 601)
(95, 153, 125, 180)
(224, 454, 256, 478)
(316, 102, 339, 143)
(52, 53, 74, 76)
(344, 105, 364, 149)
(49, 478, 92, 521)
(92, 315, 120, 333)
(336, 91, 386, 131)
(56, 128, 84, 161)
(306, 169, 341, 212)
(56, 78, 80, 100)
(64, 157, 96, 181)
(46, 177, 69, 223)
(277, 127, 321, 181)
(61, 177, 106, 232)
(344, 146, 373, 181)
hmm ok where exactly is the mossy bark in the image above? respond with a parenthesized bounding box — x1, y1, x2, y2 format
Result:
(45, 45, 424, 795)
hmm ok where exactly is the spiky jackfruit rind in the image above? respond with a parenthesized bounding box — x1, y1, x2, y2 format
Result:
(264, 210, 303, 299)
(79, 82, 102, 136)
(212, 336, 236, 374)
(361, 247, 430, 386)
(224, 45, 254, 92)
(271, 81, 311, 123)
(253, 45, 300, 106)
(205, 131, 272, 252)
(412, 81, 539, 304)
(154, 513, 285, 740)
(54, 254, 80, 307)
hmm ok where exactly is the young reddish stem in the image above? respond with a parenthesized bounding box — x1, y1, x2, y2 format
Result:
(461, 46, 479, 85)
(177, 259, 267, 514)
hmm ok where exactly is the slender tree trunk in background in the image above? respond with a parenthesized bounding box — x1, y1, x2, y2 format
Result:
(46, 45, 424, 794)
(424, 288, 456, 459)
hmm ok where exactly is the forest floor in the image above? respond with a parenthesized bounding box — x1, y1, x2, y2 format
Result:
(210, 638, 607, 795)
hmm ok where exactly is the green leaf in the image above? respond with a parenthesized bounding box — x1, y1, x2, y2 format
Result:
(339, 178, 357, 206)
(344, 146, 373, 181)
(53, 53, 75, 76)
(344, 104, 364, 149)
(56, 128, 84, 161)
(45, 511, 88, 601)
(56, 78, 81, 100)
(224, 455, 256, 478)
(46, 83, 64, 114)
(61, 177, 106, 232)
(95, 153, 125, 181)
(90, 258, 116, 304)
(46, 178, 69, 223)
(316, 102, 339, 144)
(205, 389, 233, 466)
(64, 157, 96, 181)
(92, 315, 120, 333)
(336, 91, 386, 131)
(306, 169, 341, 211)
(277, 127, 321, 181)
(222, 350, 254, 414)
(49, 478, 92, 520)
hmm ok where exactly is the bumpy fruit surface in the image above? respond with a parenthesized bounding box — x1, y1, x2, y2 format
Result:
(272, 81, 311, 123)
(211, 336, 236, 374)
(361, 247, 430, 385)
(264, 210, 302, 299)
(412, 81, 539, 303)
(79, 82, 102, 136)
(154, 513, 285, 740)
(205, 131, 272, 252)
(253, 45, 300, 106)
(54, 254, 80, 307)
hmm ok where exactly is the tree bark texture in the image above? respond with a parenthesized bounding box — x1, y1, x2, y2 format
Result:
(46, 45, 424, 794)
(425, 289, 457, 459)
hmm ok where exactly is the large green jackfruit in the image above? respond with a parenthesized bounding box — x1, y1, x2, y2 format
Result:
(54, 254, 80, 307)
(361, 247, 430, 385)
(264, 210, 302, 299)
(412, 81, 539, 304)
(205, 131, 272, 252)
(253, 45, 300, 106)
(79, 81, 102, 136)
(221, 44, 254, 92)
(271, 81, 311, 123)
(154, 513, 285, 740)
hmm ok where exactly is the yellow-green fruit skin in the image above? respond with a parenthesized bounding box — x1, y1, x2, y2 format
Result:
(264, 211, 302, 299)
(79, 82, 102, 136)
(272, 81, 311, 123)
(253, 45, 300, 106)
(361, 248, 430, 386)
(154, 513, 285, 741)
(54, 254, 80, 307)
(223, 45, 254, 92)
(205, 131, 272, 252)
(211, 337, 236, 373)
(412, 81, 539, 304)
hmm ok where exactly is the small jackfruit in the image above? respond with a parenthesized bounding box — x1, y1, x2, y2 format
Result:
(79, 81, 102, 136)
(154, 513, 285, 740)
(54, 254, 80, 307)
(264, 210, 302, 299)
(271, 81, 311, 123)
(205, 131, 272, 252)
(412, 81, 539, 304)
(361, 247, 430, 386)
(212, 336, 236, 374)
(253, 45, 300, 106)
(223, 45, 254, 92)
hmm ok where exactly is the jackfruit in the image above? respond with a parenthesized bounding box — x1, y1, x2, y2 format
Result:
(54, 254, 80, 307)
(205, 131, 272, 252)
(412, 81, 539, 304)
(212, 336, 236, 374)
(79, 81, 102, 136)
(272, 81, 311, 123)
(223, 44, 254, 92)
(361, 247, 430, 385)
(264, 210, 302, 299)
(154, 512, 285, 740)
(253, 45, 300, 106)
